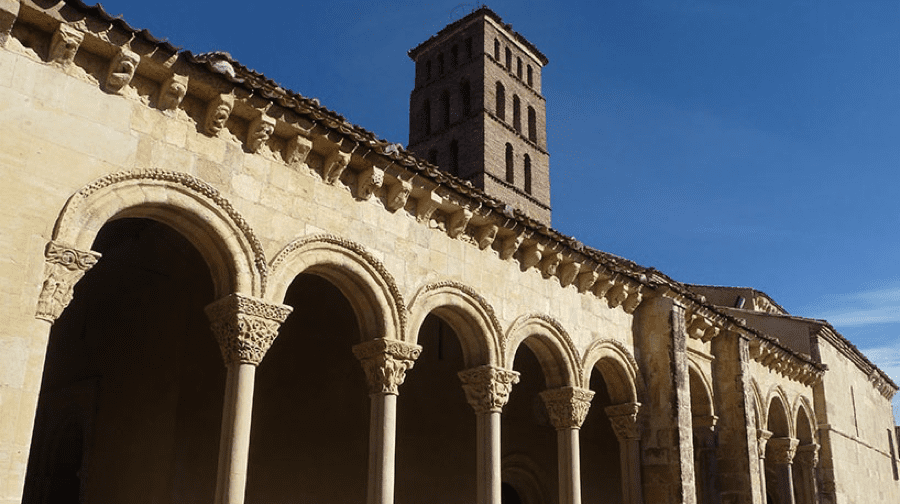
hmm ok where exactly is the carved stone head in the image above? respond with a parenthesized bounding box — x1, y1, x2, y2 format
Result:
(386, 180, 411, 212)
(49, 23, 84, 66)
(105, 47, 140, 93)
(204, 94, 235, 135)
(283, 134, 312, 165)
(357, 167, 384, 200)
(158, 74, 188, 111)
(247, 114, 276, 152)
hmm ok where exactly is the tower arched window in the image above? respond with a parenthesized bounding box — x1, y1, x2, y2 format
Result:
(423, 99, 431, 134)
(517, 57, 522, 79)
(460, 80, 471, 116)
(527, 106, 536, 142)
(527, 65, 533, 87)
(524, 154, 532, 194)
(438, 53, 445, 75)
(466, 38, 473, 60)
(513, 95, 521, 133)
(450, 140, 459, 176)
(494, 39, 500, 60)
(441, 90, 451, 129)
(451, 45, 458, 67)
(505, 47, 511, 70)
(505, 143, 514, 184)
(426, 60, 432, 80)
(495, 82, 505, 120)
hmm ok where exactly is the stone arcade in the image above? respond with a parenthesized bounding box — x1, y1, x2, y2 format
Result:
(0, 2, 898, 504)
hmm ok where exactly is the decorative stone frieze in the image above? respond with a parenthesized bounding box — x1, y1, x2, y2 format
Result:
(768, 437, 799, 465)
(749, 338, 824, 386)
(540, 251, 560, 279)
(323, 149, 350, 184)
(385, 179, 411, 212)
(204, 293, 293, 367)
(416, 191, 442, 223)
(35, 241, 101, 323)
(105, 47, 140, 94)
(868, 370, 895, 399)
(476, 224, 498, 250)
(49, 23, 83, 66)
(158, 74, 188, 111)
(795, 443, 819, 468)
(605, 402, 641, 440)
(500, 233, 523, 260)
(458, 365, 520, 414)
(284, 134, 313, 165)
(754, 295, 784, 315)
(352, 338, 422, 395)
(447, 207, 473, 239)
(357, 166, 384, 200)
(540, 387, 595, 430)
(204, 94, 234, 136)
(757, 429, 773, 458)
(247, 114, 276, 153)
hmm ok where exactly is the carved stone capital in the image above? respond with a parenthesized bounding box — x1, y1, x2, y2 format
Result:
(35, 241, 101, 323)
(458, 365, 520, 414)
(204, 294, 292, 366)
(795, 442, 819, 468)
(757, 429, 773, 458)
(768, 437, 799, 465)
(105, 47, 140, 94)
(605, 402, 642, 440)
(49, 23, 83, 66)
(352, 338, 422, 395)
(540, 387, 595, 430)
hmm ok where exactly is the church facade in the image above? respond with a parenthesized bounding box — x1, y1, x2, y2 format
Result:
(0, 2, 898, 504)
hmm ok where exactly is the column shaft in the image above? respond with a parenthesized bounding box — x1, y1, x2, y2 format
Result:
(621, 437, 644, 504)
(475, 411, 503, 504)
(557, 428, 582, 504)
(367, 393, 398, 504)
(215, 363, 257, 504)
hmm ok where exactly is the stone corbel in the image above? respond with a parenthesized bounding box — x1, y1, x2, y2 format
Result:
(476, 224, 499, 250)
(499, 233, 524, 260)
(520, 242, 543, 271)
(576, 269, 598, 293)
(606, 281, 628, 309)
(687, 313, 713, 340)
(323, 149, 351, 185)
(356, 165, 384, 200)
(458, 365, 520, 414)
(105, 47, 140, 94)
(415, 190, 442, 223)
(540, 387, 595, 430)
(605, 402, 642, 441)
(158, 73, 188, 111)
(622, 284, 643, 313)
(283, 134, 313, 165)
(447, 207, 473, 239)
(385, 178, 411, 212)
(48, 22, 83, 66)
(204, 293, 293, 367)
(247, 114, 276, 153)
(35, 241, 102, 323)
(0, 0, 19, 46)
(204, 93, 235, 136)
(352, 338, 422, 395)
(593, 273, 615, 299)
(540, 251, 561, 279)
(558, 262, 579, 288)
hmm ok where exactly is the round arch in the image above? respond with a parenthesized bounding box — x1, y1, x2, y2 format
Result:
(581, 339, 643, 405)
(406, 281, 501, 367)
(793, 396, 816, 443)
(268, 234, 405, 342)
(765, 387, 793, 438)
(52, 170, 265, 298)
(749, 379, 765, 430)
(503, 314, 579, 389)
(686, 358, 715, 419)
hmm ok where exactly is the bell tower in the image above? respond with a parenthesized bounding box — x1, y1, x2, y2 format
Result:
(408, 8, 551, 225)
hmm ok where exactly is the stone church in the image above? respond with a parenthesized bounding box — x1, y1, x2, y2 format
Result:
(0, 2, 898, 504)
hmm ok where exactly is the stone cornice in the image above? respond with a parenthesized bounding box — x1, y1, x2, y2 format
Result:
(749, 338, 825, 387)
(813, 324, 898, 399)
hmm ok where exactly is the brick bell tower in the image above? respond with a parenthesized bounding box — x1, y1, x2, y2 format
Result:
(408, 8, 551, 225)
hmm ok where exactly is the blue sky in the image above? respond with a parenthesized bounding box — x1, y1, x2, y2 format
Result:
(97, 0, 900, 419)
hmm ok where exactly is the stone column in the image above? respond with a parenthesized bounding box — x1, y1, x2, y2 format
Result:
(606, 402, 645, 504)
(35, 241, 101, 323)
(768, 437, 799, 504)
(692, 415, 720, 504)
(540, 387, 595, 504)
(757, 429, 773, 502)
(794, 443, 819, 504)
(458, 365, 520, 504)
(352, 339, 422, 504)
(205, 294, 292, 504)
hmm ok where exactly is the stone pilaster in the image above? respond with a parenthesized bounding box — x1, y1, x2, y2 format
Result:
(353, 338, 422, 395)
(35, 241, 101, 323)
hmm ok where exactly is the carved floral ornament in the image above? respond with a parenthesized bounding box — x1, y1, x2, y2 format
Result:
(204, 293, 293, 366)
(352, 338, 422, 395)
(458, 365, 521, 414)
(604, 402, 642, 441)
(540, 387, 595, 430)
(35, 241, 101, 323)
(767, 437, 799, 465)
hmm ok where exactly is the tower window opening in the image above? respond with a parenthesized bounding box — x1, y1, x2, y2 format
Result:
(423, 100, 431, 134)
(426, 60, 432, 80)
(527, 106, 536, 142)
(441, 90, 451, 129)
(460, 80, 471, 116)
(494, 39, 500, 60)
(450, 140, 459, 176)
(466, 38, 473, 60)
(505, 47, 511, 70)
(438, 53, 445, 75)
(495, 82, 505, 120)
(517, 57, 522, 79)
(505, 143, 514, 184)
(513, 95, 521, 133)
(451, 45, 459, 67)
(527, 65, 533, 86)
(524, 154, 532, 194)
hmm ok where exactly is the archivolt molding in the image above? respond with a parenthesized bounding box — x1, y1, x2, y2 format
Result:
(749, 378, 765, 430)
(53, 169, 267, 297)
(580, 338, 643, 404)
(765, 385, 795, 438)
(406, 280, 503, 366)
(268, 234, 406, 342)
(503, 313, 581, 388)
(792, 395, 817, 442)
